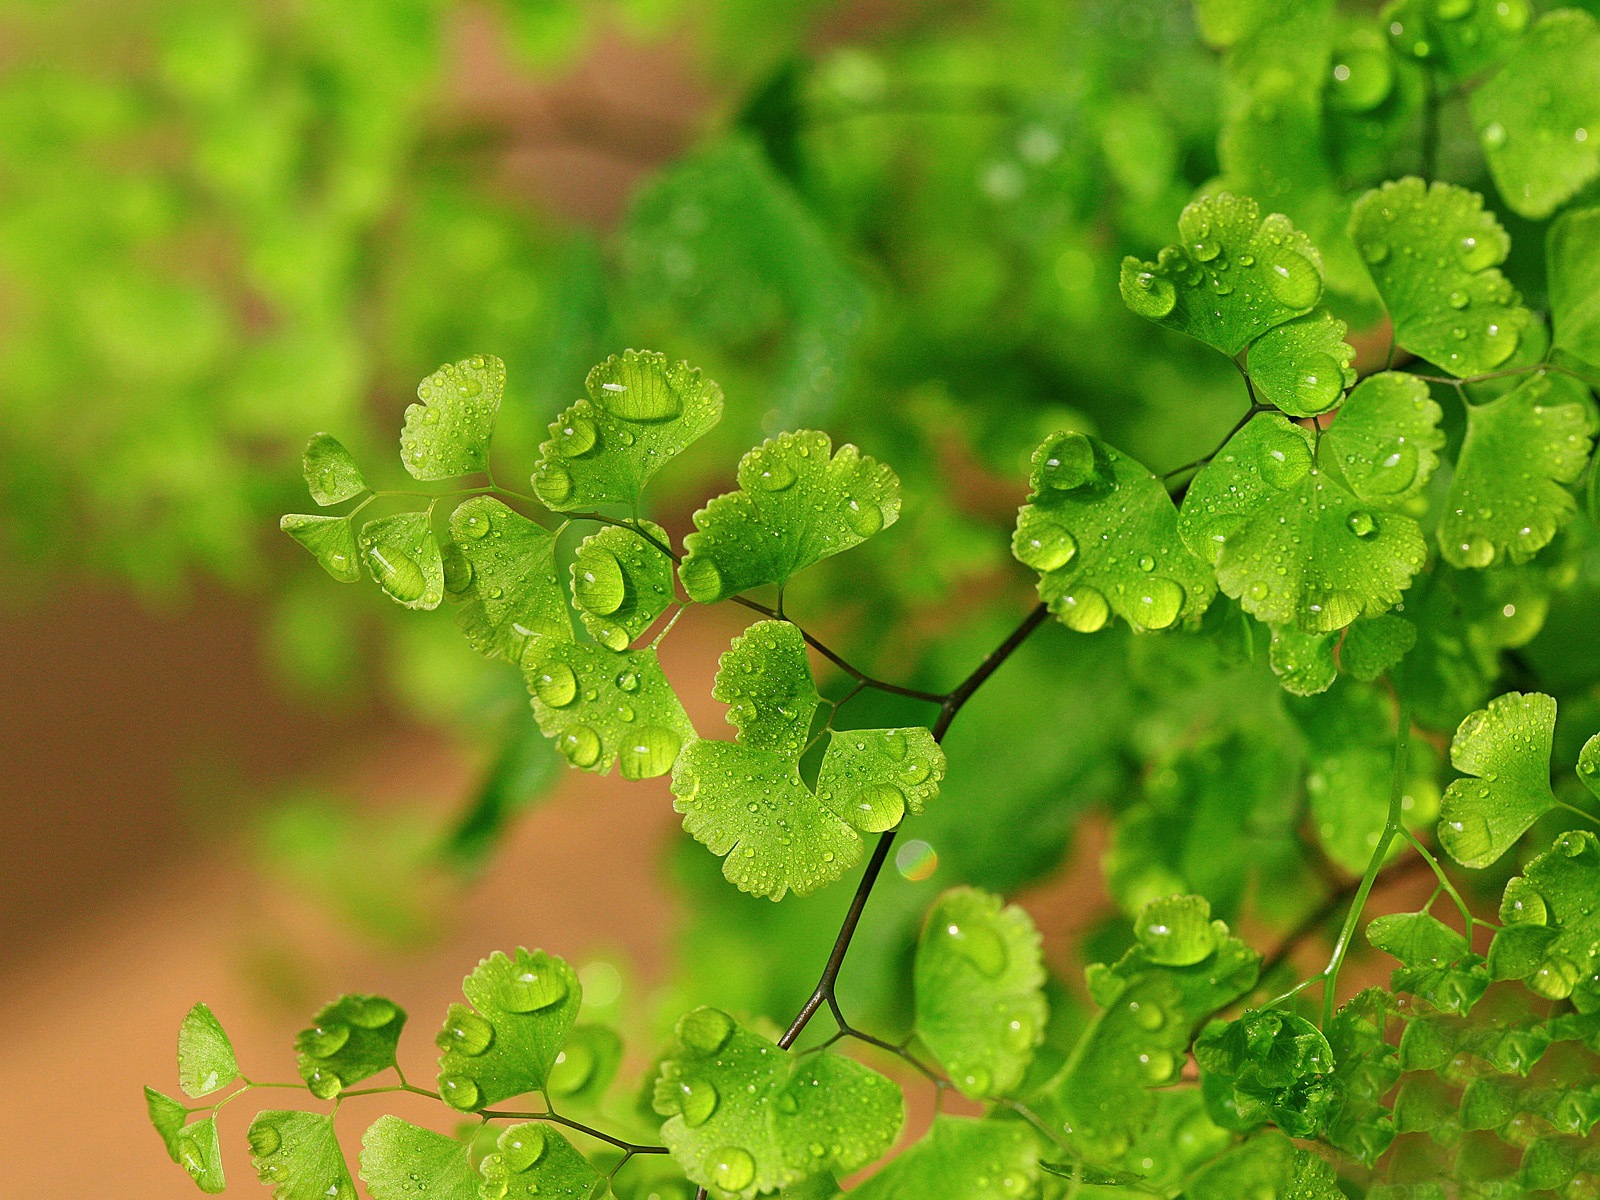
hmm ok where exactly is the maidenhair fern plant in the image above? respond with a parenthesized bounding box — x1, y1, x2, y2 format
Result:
(148, 1, 1600, 1198)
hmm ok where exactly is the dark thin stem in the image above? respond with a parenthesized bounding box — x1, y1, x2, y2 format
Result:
(1257, 852, 1433, 983)
(478, 1107, 668, 1155)
(1161, 402, 1270, 495)
(933, 603, 1051, 740)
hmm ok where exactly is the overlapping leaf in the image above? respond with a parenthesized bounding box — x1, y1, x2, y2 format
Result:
(248, 1110, 355, 1200)
(1196, 1009, 1336, 1136)
(1350, 178, 1540, 376)
(477, 1123, 605, 1200)
(1367, 911, 1487, 1014)
(1119, 193, 1324, 354)
(1247, 310, 1357, 418)
(522, 636, 693, 779)
(1014, 432, 1214, 633)
(359, 511, 445, 610)
(400, 354, 504, 481)
(434, 947, 581, 1111)
(447, 497, 569, 660)
(358, 1116, 476, 1200)
(530, 350, 723, 510)
(1472, 10, 1600, 220)
(281, 514, 362, 582)
(672, 620, 943, 899)
(1438, 691, 1557, 868)
(175, 1116, 226, 1194)
(849, 1116, 1039, 1200)
(145, 1086, 188, 1165)
(302, 433, 366, 506)
(570, 521, 674, 651)
(1383, 0, 1530, 83)
(1339, 614, 1417, 682)
(653, 1007, 903, 1199)
(1549, 206, 1600, 369)
(293, 993, 405, 1099)
(177, 1002, 237, 1098)
(1491, 830, 1600, 1008)
(1323, 990, 1399, 1165)
(913, 887, 1047, 1099)
(1438, 372, 1596, 569)
(677, 430, 899, 603)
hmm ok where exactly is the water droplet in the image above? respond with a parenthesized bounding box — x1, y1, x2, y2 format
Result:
(1329, 46, 1395, 112)
(1263, 250, 1320, 309)
(1455, 534, 1496, 569)
(756, 460, 796, 491)
(678, 556, 724, 602)
(1292, 354, 1346, 412)
(1012, 518, 1076, 572)
(617, 670, 640, 693)
(1126, 271, 1177, 319)
(436, 1008, 494, 1056)
(499, 1124, 547, 1173)
(1481, 319, 1519, 366)
(1361, 239, 1391, 265)
(619, 724, 682, 780)
(558, 724, 601, 768)
(1058, 586, 1109, 632)
(550, 1039, 598, 1096)
(677, 1007, 735, 1056)
(1442, 813, 1495, 863)
(844, 498, 884, 537)
(497, 958, 569, 1013)
(592, 370, 682, 422)
(1259, 431, 1313, 488)
(1137, 555, 1155, 572)
(852, 782, 906, 833)
(1454, 232, 1499, 273)
(438, 1074, 480, 1110)
(365, 546, 426, 604)
(896, 839, 939, 881)
(555, 416, 597, 457)
(1448, 289, 1471, 310)
(1003, 1013, 1038, 1052)
(300, 1023, 350, 1059)
(959, 1066, 994, 1095)
(1131, 577, 1185, 630)
(1500, 878, 1548, 926)
(1531, 954, 1581, 1000)
(1493, 0, 1529, 32)
(532, 661, 578, 708)
(677, 1077, 719, 1127)
(707, 1147, 755, 1192)
(1347, 510, 1378, 538)
(1247, 579, 1271, 602)
(534, 463, 574, 505)
(248, 1122, 282, 1158)
(1129, 1000, 1166, 1030)
(461, 511, 492, 540)
(1141, 1049, 1178, 1083)
(307, 1067, 343, 1099)
(1036, 431, 1100, 492)
(1137, 896, 1218, 965)
(1482, 121, 1508, 149)
(1365, 441, 1418, 495)
(574, 550, 625, 616)
(944, 919, 1009, 977)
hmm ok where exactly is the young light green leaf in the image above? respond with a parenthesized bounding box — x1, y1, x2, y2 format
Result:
(1349, 178, 1539, 376)
(1187, 1133, 1343, 1200)
(1548, 206, 1600, 369)
(448, 497, 569, 660)
(302, 433, 366, 506)
(1195, 1009, 1336, 1137)
(653, 1007, 903, 1199)
(175, 1115, 226, 1194)
(711, 619, 819, 760)
(359, 512, 444, 610)
(145, 1086, 188, 1162)
(478, 1123, 605, 1199)
(1247, 310, 1357, 417)
(281, 515, 361, 583)
(1438, 691, 1557, 868)
(1323, 371, 1444, 505)
(293, 993, 406, 1099)
(247, 1110, 356, 1200)
(570, 521, 674, 651)
(1367, 911, 1469, 968)
(677, 430, 899, 603)
(848, 1116, 1040, 1200)
(177, 1002, 237, 1098)
(1471, 10, 1600, 220)
(358, 1116, 476, 1200)
(1323, 990, 1399, 1165)
(1119, 193, 1324, 355)
(1014, 432, 1215, 633)
(1339, 614, 1417, 682)
(400, 354, 503, 481)
(546, 1023, 623, 1103)
(434, 947, 581, 1111)
(913, 887, 1047, 1099)
(1178, 414, 1428, 632)
(523, 637, 693, 778)
(1491, 830, 1600, 1005)
(530, 350, 723, 510)
(816, 726, 945, 834)
(1269, 626, 1336, 696)
(1438, 373, 1596, 569)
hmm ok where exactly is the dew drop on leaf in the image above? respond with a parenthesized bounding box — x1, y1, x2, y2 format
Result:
(677, 1077, 719, 1127)
(1131, 577, 1185, 630)
(548, 1042, 596, 1096)
(1058, 586, 1109, 632)
(853, 782, 906, 833)
(248, 1122, 281, 1157)
(1259, 433, 1313, 488)
(1500, 877, 1548, 926)
(533, 463, 574, 505)
(436, 1009, 494, 1056)
(1347, 510, 1378, 538)
(497, 962, 570, 1013)
(708, 1147, 755, 1192)
(558, 724, 602, 767)
(756, 460, 797, 491)
(307, 1067, 343, 1099)
(845, 498, 884, 537)
(1012, 519, 1076, 572)
(300, 1024, 349, 1059)
(1036, 431, 1098, 490)
(532, 662, 579, 707)
(943, 919, 1009, 977)
(1263, 250, 1320, 308)
(438, 1074, 481, 1110)
(593, 375, 682, 422)
(1531, 954, 1581, 999)
(574, 551, 626, 616)
(555, 416, 598, 457)
(1136, 896, 1218, 966)
(499, 1124, 547, 1173)
(619, 724, 682, 780)
(1125, 271, 1176, 319)
(677, 1007, 736, 1057)
(679, 556, 724, 602)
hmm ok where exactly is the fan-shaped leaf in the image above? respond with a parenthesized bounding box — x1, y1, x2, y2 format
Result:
(358, 1116, 476, 1200)
(1549, 206, 1600, 368)
(849, 1116, 1040, 1200)
(712, 619, 819, 760)
(281, 514, 361, 583)
(247, 1111, 355, 1200)
(477, 1123, 605, 1200)
(302, 433, 366, 506)
(1491, 830, 1600, 1007)
(401, 354, 503, 481)
(359, 512, 444, 610)
(570, 521, 674, 651)
(1438, 691, 1557, 868)
(1248, 310, 1357, 417)
(448, 497, 569, 660)
(175, 1115, 225, 1194)
(293, 993, 405, 1100)
(177, 1002, 237, 1098)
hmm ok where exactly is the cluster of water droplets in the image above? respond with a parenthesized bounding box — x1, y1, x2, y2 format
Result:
(293, 996, 400, 1100)
(1385, 0, 1529, 61)
(528, 655, 682, 779)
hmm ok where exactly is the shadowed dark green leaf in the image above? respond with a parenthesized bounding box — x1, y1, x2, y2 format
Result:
(293, 993, 406, 1099)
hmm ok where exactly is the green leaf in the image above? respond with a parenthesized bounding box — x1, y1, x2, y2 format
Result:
(1381, 0, 1529, 83)
(848, 1116, 1040, 1200)
(1339, 614, 1417, 682)
(1178, 413, 1428, 632)
(359, 512, 445, 610)
(523, 637, 693, 779)
(478, 1123, 606, 1199)
(175, 1115, 226, 1194)
(358, 1116, 476, 1200)
(293, 993, 406, 1099)
(530, 350, 723, 510)
(281, 514, 361, 583)
(247, 1110, 356, 1200)
(1439, 691, 1558, 868)
(1438, 373, 1597, 569)
(302, 433, 366, 506)
(400, 354, 503, 481)
(1269, 626, 1336, 696)
(1325, 371, 1445, 505)
(1349, 178, 1539, 376)
(1367, 911, 1469, 967)
(145, 1086, 187, 1163)
(570, 521, 674, 651)
(448, 497, 569, 660)
(1119, 193, 1324, 355)
(1472, 9, 1600, 220)
(177, 1002, 237, 1098)
(913, 887, 1048, 1099)
(1247, 310, 1357, 418)
(1195, 1009, 1336, 1137)
(711, 618, 820, 761)
(677, 430, 900, 604)
(1549, 205, 1600, 368)
(546, 1023, 623, 1103)
(1492, 829, 1600, 1008)
(1187, 1134, 1343, 1200)
(434, 947, 581, 1111)
(653, 1007, 903, 1199)
(1323, 990, 1399, 1165)
(673, 620, 943, 898)
(1014, 432, 1215, 633)
(1582, 732, 1600, 800)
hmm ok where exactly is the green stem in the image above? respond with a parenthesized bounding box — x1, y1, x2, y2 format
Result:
(1399, 827, 1475, 934)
